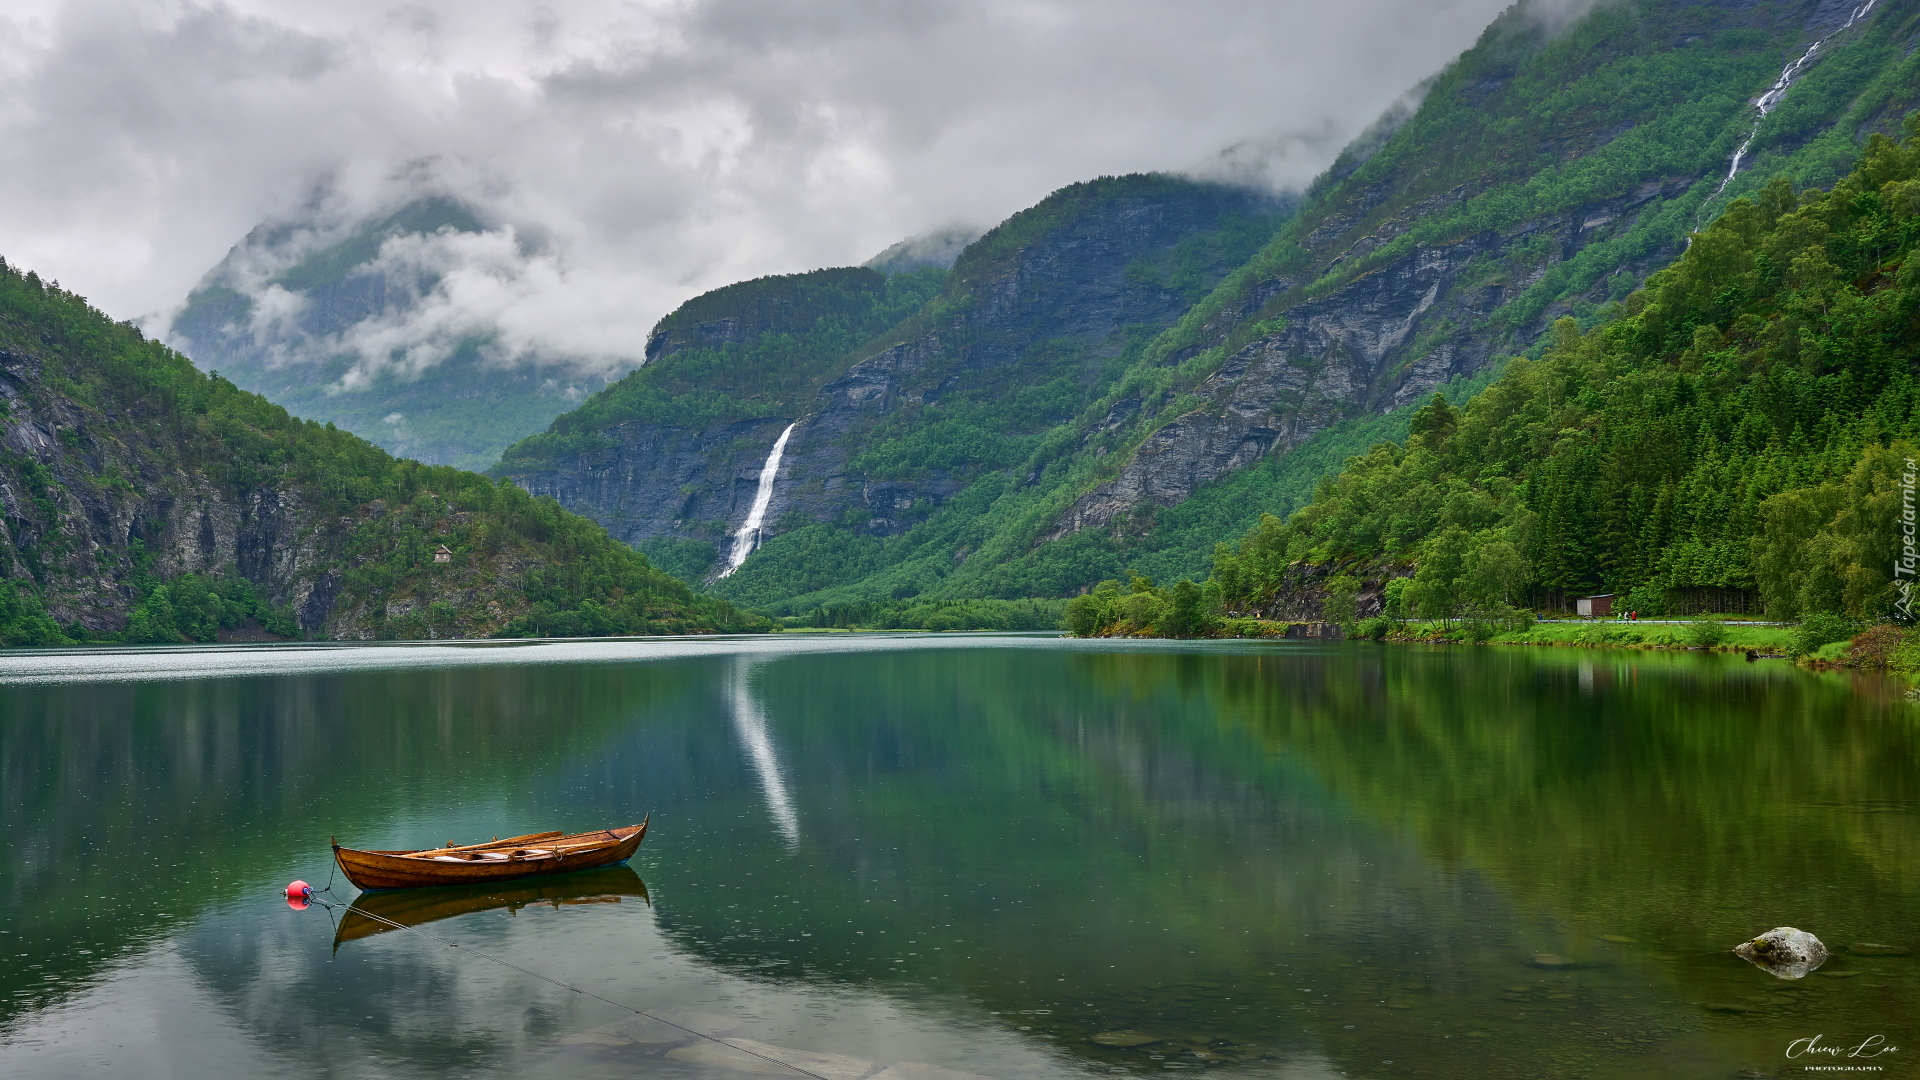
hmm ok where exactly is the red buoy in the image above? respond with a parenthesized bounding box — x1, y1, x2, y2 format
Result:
(285, 880, 312, 910)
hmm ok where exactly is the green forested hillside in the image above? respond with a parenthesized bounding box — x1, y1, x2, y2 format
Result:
(1197, 123, 1920, 627)
(0, 259, 761, 644)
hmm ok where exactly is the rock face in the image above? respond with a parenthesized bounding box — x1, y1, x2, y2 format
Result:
(512, 416, 799, 554)
(1047, 178, 1702, 539)
(1734, 927, 1829, 979)
(0, 344, 339, 634)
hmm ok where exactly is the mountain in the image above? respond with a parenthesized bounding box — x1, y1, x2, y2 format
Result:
(169, 197, 633, 472)
(1047, 0, 1920, 547)
(1187, 118, 1920, 631)
(501, 0, 1920, 613)
(497, 174, 1289, 593)
(0, 258, 760, 644)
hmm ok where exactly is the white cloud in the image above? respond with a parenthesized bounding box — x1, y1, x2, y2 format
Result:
(0, 0, 1521, 373)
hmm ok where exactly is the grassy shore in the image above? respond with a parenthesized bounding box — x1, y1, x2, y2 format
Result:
(1446, 620, 1792, 652)
(1213, 616, 1796, 653)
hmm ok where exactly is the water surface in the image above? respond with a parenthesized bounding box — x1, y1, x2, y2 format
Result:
(2, 635, 1915, 1080)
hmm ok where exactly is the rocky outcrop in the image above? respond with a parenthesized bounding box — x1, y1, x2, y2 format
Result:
(1232, 558, 1412, 623)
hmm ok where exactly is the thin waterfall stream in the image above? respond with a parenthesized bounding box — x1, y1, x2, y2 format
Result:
(718, 422, 796, 578)
(1715, 0, 1880, 194)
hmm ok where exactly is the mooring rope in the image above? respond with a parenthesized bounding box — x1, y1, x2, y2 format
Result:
(307, 886, 830, 1080)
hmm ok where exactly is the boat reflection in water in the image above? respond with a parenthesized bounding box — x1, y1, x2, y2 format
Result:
(333, 866, 650, 950)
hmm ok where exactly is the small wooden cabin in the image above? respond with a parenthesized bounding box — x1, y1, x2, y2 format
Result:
(433, 545, 454, 564)
(1576, 594, 1614, 618)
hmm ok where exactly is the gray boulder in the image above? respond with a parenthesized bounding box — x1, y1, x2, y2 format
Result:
(1734, 927, 1829, 979)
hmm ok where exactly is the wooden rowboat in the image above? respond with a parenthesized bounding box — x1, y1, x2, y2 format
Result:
(334, 866, 649, 948)
(332, 818, 648, 890)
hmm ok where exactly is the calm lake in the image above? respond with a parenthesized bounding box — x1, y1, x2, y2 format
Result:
(1, 634, 1916, 1080)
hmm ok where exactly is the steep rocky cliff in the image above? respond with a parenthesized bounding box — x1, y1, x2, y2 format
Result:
(0, 261, 757, 643)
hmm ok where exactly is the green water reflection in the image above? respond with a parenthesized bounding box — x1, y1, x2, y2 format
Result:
(1, 638, 1915, 1080)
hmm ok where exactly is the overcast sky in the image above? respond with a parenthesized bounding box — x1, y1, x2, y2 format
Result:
(0, 0, 1528, 370)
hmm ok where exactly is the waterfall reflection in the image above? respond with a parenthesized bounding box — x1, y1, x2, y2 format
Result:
(729, 658, 801, 845)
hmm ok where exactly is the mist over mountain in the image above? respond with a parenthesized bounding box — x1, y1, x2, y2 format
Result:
(864, 229, 984, 276)
(169, 195, 635, 470)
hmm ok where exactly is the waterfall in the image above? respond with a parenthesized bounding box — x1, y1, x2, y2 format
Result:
(729, 660, 800, 845)
(717, 422, 795, 578)
(1716, 0, 1880, 194)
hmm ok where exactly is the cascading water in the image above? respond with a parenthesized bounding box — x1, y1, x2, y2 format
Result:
(1716, 0, 1880, 194)
(717, 422, 796, 578)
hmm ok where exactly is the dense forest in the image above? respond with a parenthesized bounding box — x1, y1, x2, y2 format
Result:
(0, 259, 763, 645)
(1074, 122, 1920, 640)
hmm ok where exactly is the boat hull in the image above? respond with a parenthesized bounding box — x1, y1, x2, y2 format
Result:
(333, 822, 648, 890)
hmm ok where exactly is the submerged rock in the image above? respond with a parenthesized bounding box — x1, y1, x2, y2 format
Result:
(1733, 927, 1828, 979)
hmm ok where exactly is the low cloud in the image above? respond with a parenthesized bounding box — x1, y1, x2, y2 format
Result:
(1, 0, 1521, 379)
